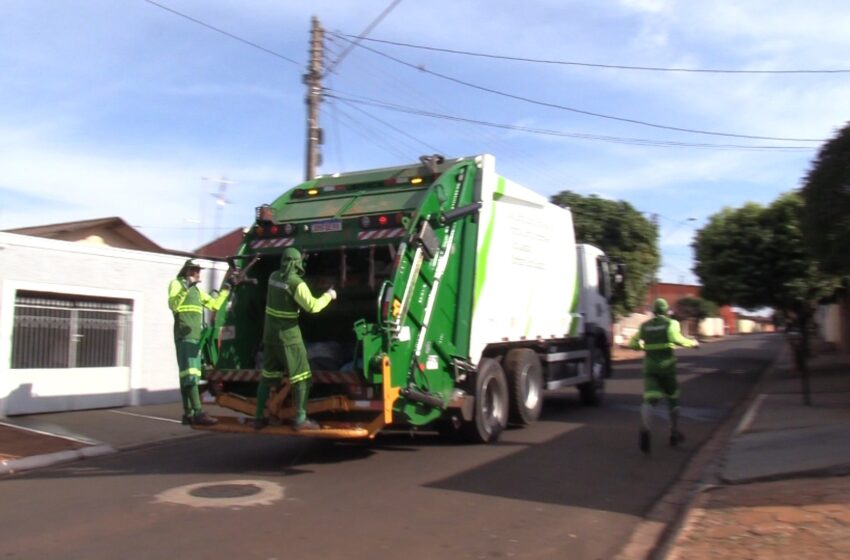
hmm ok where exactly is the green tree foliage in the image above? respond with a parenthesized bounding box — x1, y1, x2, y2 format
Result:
(693, 192, 838, 403)
(694, 192, 836, 313)
(800, 121, 850, 276)
(550, 191, 659, 318)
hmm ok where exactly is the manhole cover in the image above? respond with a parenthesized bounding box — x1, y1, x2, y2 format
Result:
(155, 479, 283, 508)
(189, 483, 262, 498)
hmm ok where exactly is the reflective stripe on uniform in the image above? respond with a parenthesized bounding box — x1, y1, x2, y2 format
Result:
(179, 367, 202, 378)
(176, 304, 203, 314)
(644, 388, 680, 400)
(261, 369, 283, 379)
(265, 306, 299, 319)
(290, 371, 311, 384)
(644, 342, 675, 350)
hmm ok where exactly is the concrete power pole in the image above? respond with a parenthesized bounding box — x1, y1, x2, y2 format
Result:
(304, 16, 324, 181)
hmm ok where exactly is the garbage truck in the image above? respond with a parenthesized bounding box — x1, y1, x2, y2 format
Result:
(196, 154, 618, 443)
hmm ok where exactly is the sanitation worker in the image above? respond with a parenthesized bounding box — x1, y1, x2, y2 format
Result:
(628, 298, 698, 454)
(168, 259, 230, 426)
(255, 247, 336, 431)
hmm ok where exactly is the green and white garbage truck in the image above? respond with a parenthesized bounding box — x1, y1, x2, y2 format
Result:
(197, 154, 617, 443)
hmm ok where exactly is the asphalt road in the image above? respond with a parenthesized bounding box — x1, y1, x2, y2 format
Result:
(0, 334, 781, 560)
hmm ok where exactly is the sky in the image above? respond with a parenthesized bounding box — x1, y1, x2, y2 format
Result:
(2, 0, 849, 284)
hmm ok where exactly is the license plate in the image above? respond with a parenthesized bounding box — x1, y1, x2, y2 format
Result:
(311, 221, 343, 233)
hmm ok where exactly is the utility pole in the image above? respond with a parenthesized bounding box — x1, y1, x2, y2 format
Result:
(304, 16, 324, 181)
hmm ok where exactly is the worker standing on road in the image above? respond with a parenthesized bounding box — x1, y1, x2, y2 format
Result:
(167, 259, 230, 426)
(255, 247, 336, 431)
(629, 298, 699, 454)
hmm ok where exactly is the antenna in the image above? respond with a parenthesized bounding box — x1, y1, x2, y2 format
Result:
(201, 176, 237, 241)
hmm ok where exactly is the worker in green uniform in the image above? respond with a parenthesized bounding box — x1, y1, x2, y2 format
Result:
(167, 259, 230, 426)
(628, 298, 699, 454)
(255, 247, 336, 431)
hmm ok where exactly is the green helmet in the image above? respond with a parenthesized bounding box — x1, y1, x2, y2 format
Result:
(280, 247, 305, 277)
(653, 298, 669, 315)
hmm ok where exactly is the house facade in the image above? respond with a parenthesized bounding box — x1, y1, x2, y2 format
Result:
(0, 232, 227, 416)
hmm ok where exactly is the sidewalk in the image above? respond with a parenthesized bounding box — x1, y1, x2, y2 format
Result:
(0, 402, 224, 475)
(662, 344, 850, 559)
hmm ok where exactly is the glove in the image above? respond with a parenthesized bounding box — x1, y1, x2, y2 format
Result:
(221, 282, 232, 292)
(326, 288, 337, 300)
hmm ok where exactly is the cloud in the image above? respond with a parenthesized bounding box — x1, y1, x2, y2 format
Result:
(0, 143, 300, 251)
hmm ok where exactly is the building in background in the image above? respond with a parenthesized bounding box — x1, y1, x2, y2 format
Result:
(4, 217, 176, 254)
(194, 227, 245, 259)
(644, 282, 738, 335)
(0, 232, 227, 417)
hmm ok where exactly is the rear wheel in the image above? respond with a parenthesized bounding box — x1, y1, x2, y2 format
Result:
(462, 358, 509, 443)
(504, 348, 544, 425)
(578, 339, 606, 406)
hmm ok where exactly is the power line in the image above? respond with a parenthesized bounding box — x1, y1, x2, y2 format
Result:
(329, 33, 825, 143)
(339, 34, 850, 75)
(333, 106, 415, 160)
(328, 92, 816, 151)
(334, 98, 445, 154)
(326, 0, 404, 74)
(326, 35, 575, 190)
(141, 0, 300, 66)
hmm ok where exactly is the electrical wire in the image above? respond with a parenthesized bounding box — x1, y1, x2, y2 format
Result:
(324, 35, 573, 189)
(329, 33, 826, 143)
(141, 0, 301, 66)
(333, 106, 416, 160)
(327, 91, 815, 151)
(326, 0, 404, 74)
(338, 34, 850, 75)
(334, 97, 445, 154)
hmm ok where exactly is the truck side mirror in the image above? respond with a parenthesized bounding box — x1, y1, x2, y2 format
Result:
(614, 263, 626, 285)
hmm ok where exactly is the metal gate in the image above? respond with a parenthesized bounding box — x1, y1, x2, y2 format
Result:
(11, 292, 132, 369)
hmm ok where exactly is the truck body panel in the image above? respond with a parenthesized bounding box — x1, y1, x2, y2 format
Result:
(200, 154, 615, 442)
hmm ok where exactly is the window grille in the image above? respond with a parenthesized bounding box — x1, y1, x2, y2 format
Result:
(11, 291, 133, 369)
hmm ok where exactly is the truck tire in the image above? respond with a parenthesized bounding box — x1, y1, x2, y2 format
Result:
(578, 339, 606, 406)
(504, 348, 543, 425)
(462, 358, 509, 443)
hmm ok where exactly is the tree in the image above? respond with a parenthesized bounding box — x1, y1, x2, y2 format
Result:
(800, 121, 850, 276)
(550, 191, 659, 319)
(693, 192, 839, 404)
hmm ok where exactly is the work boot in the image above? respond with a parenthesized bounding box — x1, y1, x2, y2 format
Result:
(639, 429, 651, 455)
(192, 412, 218, 426)
(292, 417, 320, 431)
(669, 429, 685, 447)
(181, 414, 193, 425)
(254, 417, 269, 431)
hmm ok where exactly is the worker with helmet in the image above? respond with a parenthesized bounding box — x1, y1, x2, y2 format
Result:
(167, 258, 230, 426)
(628, 297, 699, 454)
(255, 247, 337, 431)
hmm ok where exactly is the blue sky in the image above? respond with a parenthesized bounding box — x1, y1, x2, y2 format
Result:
(2, 1, 849, 283)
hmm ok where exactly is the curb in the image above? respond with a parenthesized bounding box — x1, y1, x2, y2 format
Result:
(614, 340, 788, 560)
(0, 444, 116, 476)
(719, 461, 850, 486)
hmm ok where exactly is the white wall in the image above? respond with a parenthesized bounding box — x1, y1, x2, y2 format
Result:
(699, 317, 725, 338)
(816, 304, 841, 344)
(0, 233, 227, 416)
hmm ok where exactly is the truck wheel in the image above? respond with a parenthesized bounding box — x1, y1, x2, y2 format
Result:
(504, 348, 543, 425)
(578, 339, 606, 406)
(462, 358, 509, 443)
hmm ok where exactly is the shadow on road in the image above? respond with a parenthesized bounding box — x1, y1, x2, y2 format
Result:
(11, 335, 782, 518)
